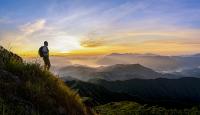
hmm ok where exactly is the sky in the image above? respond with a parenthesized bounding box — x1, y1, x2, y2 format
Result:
(0, 0, 200, 56)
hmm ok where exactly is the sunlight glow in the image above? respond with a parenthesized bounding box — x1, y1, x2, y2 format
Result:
(0, 0, 200, 56)
(50, 35, 82, 53)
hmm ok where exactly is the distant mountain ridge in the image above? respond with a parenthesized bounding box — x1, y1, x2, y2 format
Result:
(97, 53, 200, 72)
(107, 53, 160, 57)
(94, 64, 162, 80)
(173, 67, 200, 78)
(59, 64, 183, 81)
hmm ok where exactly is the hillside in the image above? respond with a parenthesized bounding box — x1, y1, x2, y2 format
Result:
(89, 77, 200, 108)
(65, 80, 135, 106)
(0, 46, 95, 115)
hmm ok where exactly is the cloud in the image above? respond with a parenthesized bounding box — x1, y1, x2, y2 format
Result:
(20, 19, 46, 35)
(79, 31, 106, 47)
(80, 38, 104, 47)
(0, 19, 47, 51)
(0, 18, 12, 24)
(1, 0, 200, 56)
(79, 28, 200, 49)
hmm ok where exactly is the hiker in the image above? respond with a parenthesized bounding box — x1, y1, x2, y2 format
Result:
(39, 41, 51, 70)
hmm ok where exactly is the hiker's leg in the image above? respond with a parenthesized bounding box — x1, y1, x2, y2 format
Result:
(46, 57, 51, 70)
(43, 57, 51, 70)
(43, 57, 49, 70)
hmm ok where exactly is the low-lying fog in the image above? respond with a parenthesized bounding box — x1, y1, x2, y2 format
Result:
(23, 56, 103, 75)
(23, 53, 200, 80)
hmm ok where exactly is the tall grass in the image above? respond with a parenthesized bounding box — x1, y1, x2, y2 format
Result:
(95, 101, 200, 115)
(1, 59, 94, 115)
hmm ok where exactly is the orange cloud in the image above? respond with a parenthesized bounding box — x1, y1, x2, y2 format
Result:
(68, 37, 200, 56)
(80, 38, 104, 47)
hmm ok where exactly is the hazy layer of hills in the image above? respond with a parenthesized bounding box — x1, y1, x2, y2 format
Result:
(58, 52, 200, 81)
(26, 52, 200, 73)
(57, 53, 200, 114)
(59, 64, 183, 81)
(173, 67, 200, 78)
(97, 53, 200, 72)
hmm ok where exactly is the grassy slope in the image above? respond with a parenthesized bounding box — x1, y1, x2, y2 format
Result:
(0, 46, 95, 115)
(95, 101, 200, 115)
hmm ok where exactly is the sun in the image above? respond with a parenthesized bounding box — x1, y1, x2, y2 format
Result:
(50, 35, 82, 53)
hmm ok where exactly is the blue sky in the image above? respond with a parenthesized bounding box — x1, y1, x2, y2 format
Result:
(1, 0, 199, 28)
(0, 0, 200, 55)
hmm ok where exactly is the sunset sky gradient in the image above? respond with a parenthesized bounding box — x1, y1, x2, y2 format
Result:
(0, 0, 200, 56)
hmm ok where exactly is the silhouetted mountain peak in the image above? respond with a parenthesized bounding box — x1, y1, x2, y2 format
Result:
(107, 53, 159, 57)
(191, 53, 200, 57)
(100, 64, 155, 73)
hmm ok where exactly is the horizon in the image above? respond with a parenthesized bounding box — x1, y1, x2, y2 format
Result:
(1, 0, 200, 56)
(22, 52, 200, 58)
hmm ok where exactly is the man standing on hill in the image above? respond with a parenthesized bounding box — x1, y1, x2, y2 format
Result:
(39, 41, 51, 70)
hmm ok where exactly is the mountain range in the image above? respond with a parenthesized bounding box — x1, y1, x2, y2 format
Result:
(97, 53, 200, 72)
(65, 80, 135, 107)
(64, 76, 200, 108)
(59, 64, 183, 81)
(89, 77, 200, 107)
(173, 67, 200, 78)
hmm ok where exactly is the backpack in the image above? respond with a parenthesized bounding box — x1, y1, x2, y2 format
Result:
(38, 46, 44, 57)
